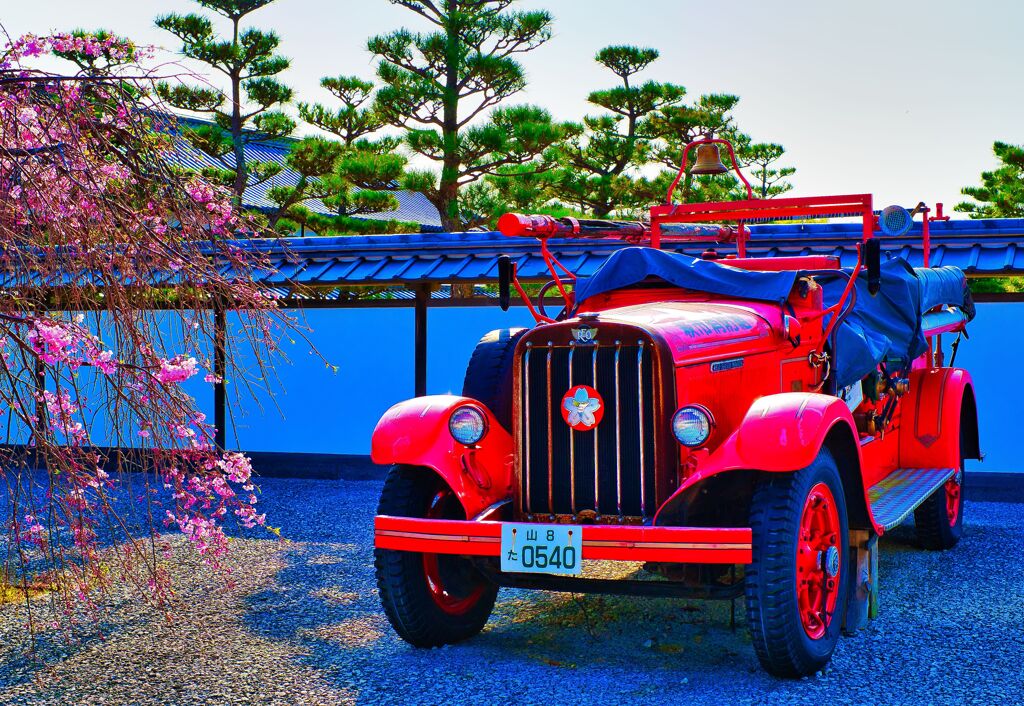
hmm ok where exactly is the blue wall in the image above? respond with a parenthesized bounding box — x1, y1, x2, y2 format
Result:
(227, 307, 536, 455)
(951, 303, 1018, 473)
(227, 302, 1015, 472)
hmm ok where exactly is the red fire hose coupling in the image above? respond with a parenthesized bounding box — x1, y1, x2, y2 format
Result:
(497, 213, 563, 238)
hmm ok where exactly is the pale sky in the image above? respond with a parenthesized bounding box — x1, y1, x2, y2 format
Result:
(5, 0, 1023, 213)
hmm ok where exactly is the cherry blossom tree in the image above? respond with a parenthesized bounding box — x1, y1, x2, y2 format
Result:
(1, 32, 301, 630)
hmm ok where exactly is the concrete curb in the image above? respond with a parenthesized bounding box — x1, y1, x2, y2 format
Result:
(248, 451, 385, 481)
(965, 471, 1024, 503)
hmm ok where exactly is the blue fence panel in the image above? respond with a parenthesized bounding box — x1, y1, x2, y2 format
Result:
(226, 302, 1015, 471)
(41, 301, 1004, 470)
(954, 302, 1018, 473)
(227, 307, 536, 454)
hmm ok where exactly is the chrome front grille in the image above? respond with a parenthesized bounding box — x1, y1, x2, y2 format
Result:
(517, 337, 659, 521)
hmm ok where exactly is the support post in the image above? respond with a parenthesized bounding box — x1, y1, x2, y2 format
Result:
(214, 304, 227, 449)
(414, 284, 428, 397)
(33, 355, 45, 452)
(843, 529, 879, 635)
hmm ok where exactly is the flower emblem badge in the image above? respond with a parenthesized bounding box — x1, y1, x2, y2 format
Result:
(561, 385, 604, 431)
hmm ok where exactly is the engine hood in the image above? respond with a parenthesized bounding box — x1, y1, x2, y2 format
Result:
(573, 301, 779, 363)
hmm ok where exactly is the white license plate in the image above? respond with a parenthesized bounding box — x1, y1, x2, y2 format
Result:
(500, 522, 582, 575)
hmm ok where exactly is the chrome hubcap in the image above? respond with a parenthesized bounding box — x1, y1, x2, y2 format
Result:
(819, 545, 840, 578)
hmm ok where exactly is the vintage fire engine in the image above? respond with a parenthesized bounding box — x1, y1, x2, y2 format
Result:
(371, 135, 979, 677)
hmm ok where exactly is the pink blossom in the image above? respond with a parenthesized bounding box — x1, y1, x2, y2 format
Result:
(28, 319, 76, 365)
(1, 32, 289, 621)
(40, 389, 86, 442)
(19, 515, 46, 546)
(92, 350, 118, 374)
(156, 356, 199, 384)
(185, 182, 215, 204)
(218, 452, 253, 484)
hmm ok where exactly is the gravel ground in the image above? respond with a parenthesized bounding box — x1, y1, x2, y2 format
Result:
(1, 475, 1023, 706)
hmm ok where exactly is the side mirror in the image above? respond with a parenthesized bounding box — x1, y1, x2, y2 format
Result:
(865, 239, 881, 295)
(498, 255, 512, 311)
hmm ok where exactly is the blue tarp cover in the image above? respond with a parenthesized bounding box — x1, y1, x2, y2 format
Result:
(818, 260, 973, 388)
(573, 247, 799, 305)
(576, 248, 973, 389)
(916, 266, 975, 315)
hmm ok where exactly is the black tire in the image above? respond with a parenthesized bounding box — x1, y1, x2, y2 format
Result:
(461, 328, 527, 431)
(745, 448, 850, 678)
(374, 465, 498, 647)
(914, 426, 966, 550)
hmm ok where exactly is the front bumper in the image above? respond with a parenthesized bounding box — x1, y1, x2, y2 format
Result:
(374, 515, 752, 564)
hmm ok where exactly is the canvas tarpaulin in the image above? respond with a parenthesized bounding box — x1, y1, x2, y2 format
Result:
(576, 248, 973, 389)
(573, 247, 799, 305)
(817, 259, 973, 388)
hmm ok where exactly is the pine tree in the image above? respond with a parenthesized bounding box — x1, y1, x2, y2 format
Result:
(271, 75, 408, 234)
(547, 46, 684, 218)
(263, 136, 342, 231)
(648, 93, 745, 203)
(646, 97, 795, 203)
(368, 0, 568, 231)
(299, 76, 387, 147)
(956, 141, 1024, 218)
(156, 0, 294, 210)
(455, 164, 559, 228)
(742, 142, 795, 199)
(267, 137, 414, 235)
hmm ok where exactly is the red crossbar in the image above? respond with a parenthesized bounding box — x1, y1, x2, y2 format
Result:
(374, 515, 752, 564)
(721, 256, 841, 272)
(658, 192, 873, 214)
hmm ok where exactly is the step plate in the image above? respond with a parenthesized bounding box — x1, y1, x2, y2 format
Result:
(868, 467, 957, 531)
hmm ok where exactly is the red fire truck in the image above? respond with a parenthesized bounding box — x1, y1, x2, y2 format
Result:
(371, 135, 979, 677)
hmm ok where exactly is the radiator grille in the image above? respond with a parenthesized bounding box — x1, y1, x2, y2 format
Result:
(518, 339, 658, 520)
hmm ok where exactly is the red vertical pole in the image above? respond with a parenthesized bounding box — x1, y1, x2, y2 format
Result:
(650, 221, 661, 250)
(922, 207, 931, 269)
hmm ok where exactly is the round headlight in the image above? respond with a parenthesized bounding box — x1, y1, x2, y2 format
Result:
(449, 405, 487, 446)
(672, 405, 714, 447)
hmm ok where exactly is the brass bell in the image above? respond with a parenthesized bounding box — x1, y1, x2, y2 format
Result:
(690, 143, 729, 175)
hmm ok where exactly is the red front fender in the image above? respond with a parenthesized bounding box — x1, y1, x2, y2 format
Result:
(730, 392, 861, 471)
(655, 393, 863, 524)
(371, 395, 514, 518)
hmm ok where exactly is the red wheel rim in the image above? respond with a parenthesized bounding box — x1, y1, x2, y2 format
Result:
(422, 488, 485, 615)
(945, 469, 962, 527)
(795, 482, 842, 640)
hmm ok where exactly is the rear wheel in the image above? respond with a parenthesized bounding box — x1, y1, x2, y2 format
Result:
(745, 449, 850, 677)
(462, 328, 526, 431)
(914, 428, 966, 549)
(374, 465, 498, 647)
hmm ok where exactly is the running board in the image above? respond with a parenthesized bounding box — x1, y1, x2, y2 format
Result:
(868, 467, 957, 531)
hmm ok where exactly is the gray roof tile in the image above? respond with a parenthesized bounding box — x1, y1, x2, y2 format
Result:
(163, 116, 441, 229)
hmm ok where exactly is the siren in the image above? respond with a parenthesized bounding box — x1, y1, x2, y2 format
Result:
(878, 205, 914, 236)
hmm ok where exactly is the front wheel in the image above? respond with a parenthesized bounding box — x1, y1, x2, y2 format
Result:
(745, 449, 850, 677)
(374, 465, 498, 647)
